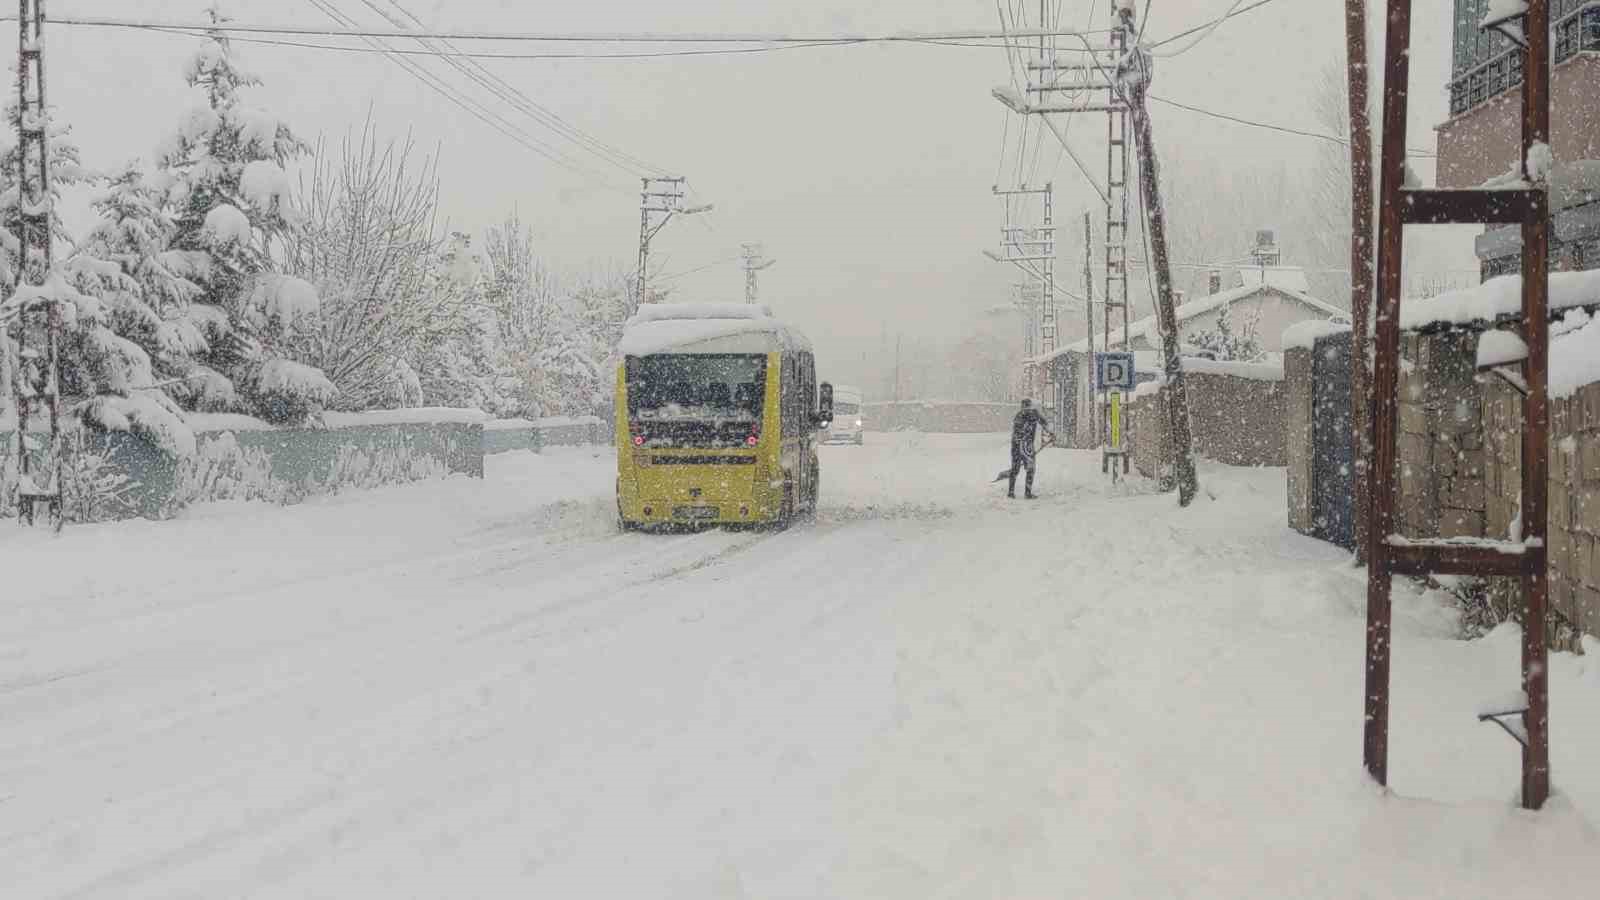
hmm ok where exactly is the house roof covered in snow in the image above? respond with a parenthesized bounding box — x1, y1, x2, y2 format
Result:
(618, 302, 814, 356)
(1026, 281, 1347, 367)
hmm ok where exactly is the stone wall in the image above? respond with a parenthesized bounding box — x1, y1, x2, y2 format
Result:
(1394, 331, 1489, 540)
(1183, 367, 1288, 467)
(1126, 389, 1173, 488)
(1124, 361, 1288, 487)
(1386, 329, 1600, 641)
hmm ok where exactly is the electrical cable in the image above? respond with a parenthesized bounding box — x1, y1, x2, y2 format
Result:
(1147, 93, 1438, 158)
(1146, 0, 1282, 54)
(32, 14, 1111, 44)
(375, 0, 667, 176)
(300, 0, 629, 191)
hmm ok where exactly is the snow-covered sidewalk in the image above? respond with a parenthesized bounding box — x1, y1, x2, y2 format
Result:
(0, 436, 1595, 898)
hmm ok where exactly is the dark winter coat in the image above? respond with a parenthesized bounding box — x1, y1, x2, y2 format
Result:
(1011, 408, 1051, 451)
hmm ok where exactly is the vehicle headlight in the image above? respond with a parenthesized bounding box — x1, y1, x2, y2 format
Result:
(856, 419, 862, 427)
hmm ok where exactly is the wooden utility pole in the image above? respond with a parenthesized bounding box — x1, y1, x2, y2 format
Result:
(1345, 0, 1375, 560)
(1118, 7, 1198, 506)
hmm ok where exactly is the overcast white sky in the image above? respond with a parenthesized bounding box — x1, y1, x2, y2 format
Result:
(48, 0, 1468, 377)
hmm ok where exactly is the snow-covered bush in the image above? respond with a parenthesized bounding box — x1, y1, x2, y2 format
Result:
(59, 429, 135, 523)
(1188, 303, 1264, 363)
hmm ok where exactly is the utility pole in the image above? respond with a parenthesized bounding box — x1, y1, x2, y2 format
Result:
(1083, 211, 1097, 446)
(990, 183, 1055, 404)
(1118, 4, 1198, 506)
(634, 176, 710, 317)
(992, 4, 1127, 441)
(892, 334, 902, 403)
(740, 242, 775, 305)
(5, 0, 64, 529)
(1344, 0, 1375, 560)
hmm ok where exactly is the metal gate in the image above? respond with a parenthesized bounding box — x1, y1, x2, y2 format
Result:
(1311, 332, 1355, 549)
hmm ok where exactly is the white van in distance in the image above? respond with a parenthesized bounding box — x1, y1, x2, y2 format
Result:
(824, 385, 864, 445)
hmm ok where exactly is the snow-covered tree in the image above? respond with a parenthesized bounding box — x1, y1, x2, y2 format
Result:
(1188, 302, 1264, 362)
(150, 6, 330, 422)
(0, 92, 195, 455)
(412, 232, 520, 415)
(284, 126, 469, 410)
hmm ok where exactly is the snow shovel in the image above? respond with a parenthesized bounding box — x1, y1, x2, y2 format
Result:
(989, 432, 1057, 482)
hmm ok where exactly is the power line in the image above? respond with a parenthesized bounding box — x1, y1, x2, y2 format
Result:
(362, 0, 666, 177)
(1145, 0, 1282, 53)
(141, 27, 872, 59)
(26, 15, 1113, 44)
(300, 0, 628, 191)
(1149, 0, 1247, 59)
(656, 253, 743, 282)
(1147, 94, 1438, 158)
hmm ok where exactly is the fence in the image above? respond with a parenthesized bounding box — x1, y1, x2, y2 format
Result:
(483, 415, 609, 454)
(0, 408, 554, 521)
(861, 400, 1015, 433)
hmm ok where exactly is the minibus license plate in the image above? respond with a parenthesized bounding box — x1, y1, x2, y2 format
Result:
(673, 505, 719, 520)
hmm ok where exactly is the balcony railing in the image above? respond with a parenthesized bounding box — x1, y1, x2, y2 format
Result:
(1449, 2, 1600, 117)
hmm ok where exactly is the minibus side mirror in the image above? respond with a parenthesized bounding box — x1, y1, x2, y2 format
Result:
(817, 382, 834, 429)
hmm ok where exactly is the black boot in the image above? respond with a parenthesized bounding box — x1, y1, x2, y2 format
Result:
(1007, 469, 1018, 498)
(1024, 471, 1037, 499)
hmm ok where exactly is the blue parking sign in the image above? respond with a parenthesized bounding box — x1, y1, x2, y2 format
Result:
(1096, 352, 1135, 391)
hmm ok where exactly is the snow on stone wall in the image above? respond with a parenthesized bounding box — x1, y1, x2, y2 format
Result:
(1126, 368, 1288, 473)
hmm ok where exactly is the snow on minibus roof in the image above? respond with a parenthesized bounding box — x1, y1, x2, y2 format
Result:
(618, 302, 813, 356)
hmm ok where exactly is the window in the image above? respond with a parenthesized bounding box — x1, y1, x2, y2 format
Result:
(1449, 1, 1598, 117)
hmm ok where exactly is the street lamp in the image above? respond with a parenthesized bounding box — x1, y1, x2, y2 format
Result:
(991, 85, 1032, 115)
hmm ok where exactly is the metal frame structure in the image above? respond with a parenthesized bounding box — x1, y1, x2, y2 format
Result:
(992, 183, 1055, 403)
(1365, 0, 1552, 809)
(635, 175, 686, 315)
(7, 0, 63, 530)
(1102, 10, 1132, 469)
(740, 242, 775, 305)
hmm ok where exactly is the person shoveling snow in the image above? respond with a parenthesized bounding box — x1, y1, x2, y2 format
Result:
(991, 398, 1055, 499)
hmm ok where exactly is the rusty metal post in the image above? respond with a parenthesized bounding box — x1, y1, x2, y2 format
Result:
(1344, 0, 1375, 563)
(1363, 0, 1418, 788)
(1519, 0, 1552, 812)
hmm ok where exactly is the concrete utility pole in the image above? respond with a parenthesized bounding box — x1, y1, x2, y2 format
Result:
(634, 176, 710, 316)
(740, 242, 775, 304)
(1118, 4, 1198, 506)
(1344, 0, 1375, 560)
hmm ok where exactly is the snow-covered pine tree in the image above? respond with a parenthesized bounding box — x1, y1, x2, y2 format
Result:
(150, 5, 331, 423)
(0, 97, 194, 456)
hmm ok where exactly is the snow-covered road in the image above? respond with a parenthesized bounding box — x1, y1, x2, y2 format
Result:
(2, 434, 1597, 898)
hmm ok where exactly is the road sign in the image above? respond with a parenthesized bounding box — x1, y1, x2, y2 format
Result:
(1096, 352, 1135, 391)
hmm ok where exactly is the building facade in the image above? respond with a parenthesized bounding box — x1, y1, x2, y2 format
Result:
(1438, 0, 1600, 276)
